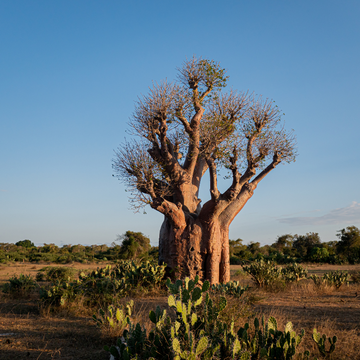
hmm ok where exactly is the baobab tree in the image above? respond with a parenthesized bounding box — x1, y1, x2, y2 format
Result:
(113, 58, 296, 284)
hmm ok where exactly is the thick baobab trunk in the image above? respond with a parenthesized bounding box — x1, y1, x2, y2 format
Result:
(158, 184, 256, 284)
(158, 216, 231, 284)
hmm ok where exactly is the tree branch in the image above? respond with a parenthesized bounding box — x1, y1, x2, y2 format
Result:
(206, 157, 220, 202)
(175, 108, 192, 135)
(251, 151, 281, 186)
(150, 197, 186, 229)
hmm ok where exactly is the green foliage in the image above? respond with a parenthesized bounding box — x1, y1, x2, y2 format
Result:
(309, 247, 329, 263)
(312, 329, 337, 358)
(84, 261, 166, 287)
(36, 266, 77, 282)
(104, 276, 331, 360)
(242, 259, 282, 287)
(2, 274, 38, 295)
(237, 316, 310, 360)
(293, 233, 321, 258)
(93, 300, 133, 334)
(211, 281, 249, 298)
(281, 263, 308, 283)
(15, 239, 35, 248)
(309, 271, 350, 289)
(336, 226, 360, 263)
(273, 235, 294, 252)
(40, 261, 166, 308)
(117, 231, 151, 260)
(39, 279, 77, 306)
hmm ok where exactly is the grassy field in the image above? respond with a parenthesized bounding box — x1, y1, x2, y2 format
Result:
(0, 262, 359, 359)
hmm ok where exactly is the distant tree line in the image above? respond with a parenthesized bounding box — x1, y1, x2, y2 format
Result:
(0, 231, 158, 264)
(2, 226, 359, 265)
(230, 226, 360, 264)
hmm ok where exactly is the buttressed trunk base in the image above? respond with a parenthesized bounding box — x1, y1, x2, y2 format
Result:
(159, 216, 231, 284)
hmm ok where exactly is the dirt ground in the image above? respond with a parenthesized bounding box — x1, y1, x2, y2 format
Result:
(0, 262, 359, 359)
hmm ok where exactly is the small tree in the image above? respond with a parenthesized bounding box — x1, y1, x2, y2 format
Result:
(293, 232, 321, 259)
(113, 57, 297, 283)
(229, 238, 245, 257)
(272, 234, 294, 253)
(336, 226, 360, 259)
(16, 239, 34, 248)
(117, 231, 151, 260)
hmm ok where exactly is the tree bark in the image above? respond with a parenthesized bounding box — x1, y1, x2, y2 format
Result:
(158, 214, 232, 284)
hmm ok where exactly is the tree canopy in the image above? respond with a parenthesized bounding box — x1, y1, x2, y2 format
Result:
(113, 57, 297, 213)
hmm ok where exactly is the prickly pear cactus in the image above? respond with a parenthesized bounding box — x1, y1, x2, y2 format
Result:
(211, 281, 249, 298)
(281, 263, 308, 283)
(313, 328, 337, 357)
(102, 276, 339, 360)
(310, 271, 349, 289)
(93, 300, 133, 333)
(242, 260, 282, 287)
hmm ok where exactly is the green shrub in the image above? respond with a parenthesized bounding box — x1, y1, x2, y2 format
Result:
(281, 263, 308, 283)
(211, 281, 249, 298)
(350, 270, 360, 283)
(36, 266, 77, 282)
(2, 274, 38, 295)
(40, 261, 166, 308)
(230, 256, 242, 265)
(15, 239, 35, 248)
(322, 271, 350, 288)
(242, 260, 282, 287)
(93, 300, 134, 335)
(309, 271, 350, 289)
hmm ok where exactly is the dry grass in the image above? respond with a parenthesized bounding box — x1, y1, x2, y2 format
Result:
(0, 263, 360, 359)
(0, 262, 111, 286)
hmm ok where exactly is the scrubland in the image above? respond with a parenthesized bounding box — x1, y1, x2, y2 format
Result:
(0, 262, 359, 359)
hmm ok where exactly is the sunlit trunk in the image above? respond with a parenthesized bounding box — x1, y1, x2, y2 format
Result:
(159, 215, 230, 284)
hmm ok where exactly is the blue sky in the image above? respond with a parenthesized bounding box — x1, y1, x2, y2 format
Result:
(1, 1, 359, 247)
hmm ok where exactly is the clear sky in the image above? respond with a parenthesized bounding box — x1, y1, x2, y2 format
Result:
(1, 1, 359, 247)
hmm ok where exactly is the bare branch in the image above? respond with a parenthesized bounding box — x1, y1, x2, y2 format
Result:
(200, 91, 249, 158)
(206, 156, 220, 201)
(112, 141, 173, 210)
(251, 151, 281, 186)
(150, 197, 186, 229)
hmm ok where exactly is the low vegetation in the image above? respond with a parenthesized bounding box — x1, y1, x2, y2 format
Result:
(105, 276, 337, 359)
(1, 260, 360, 359)
(1, 229, 360, 359)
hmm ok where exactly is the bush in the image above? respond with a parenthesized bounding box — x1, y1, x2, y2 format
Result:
(93, 300, 134, 337)
(2, 274, 38, 296)
(36, 266, 77, 282)
(350, 270, 360, 283)
(40, 279, 78, 306)
(230, 256, 242, 265)
(40, 261, 166, 308)
(242, 260, 282, 287)
(281, 263, 308, 283)
(211, 281, 249, 298)
(309, 271, 350, 289)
